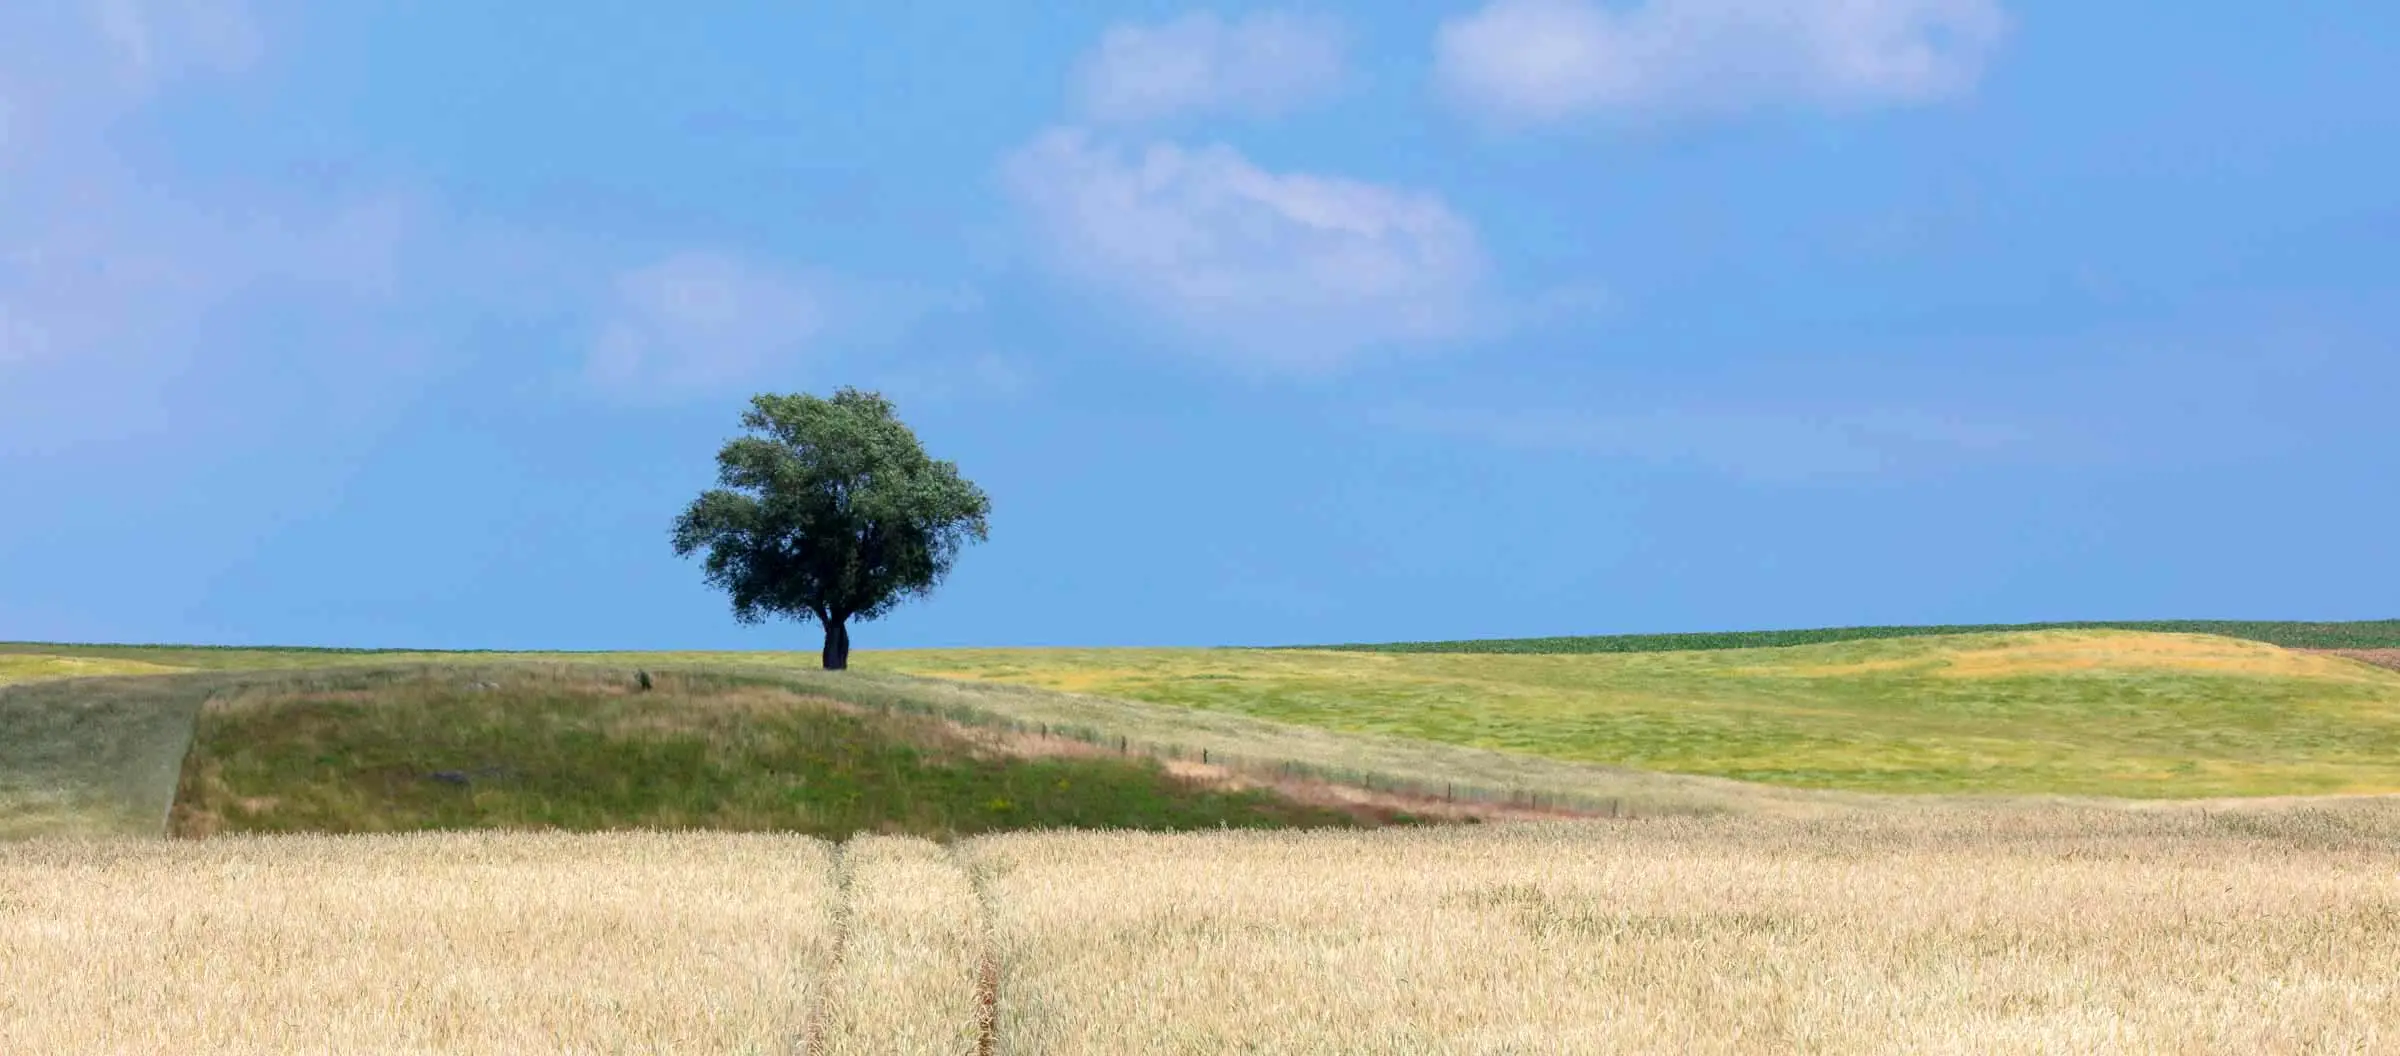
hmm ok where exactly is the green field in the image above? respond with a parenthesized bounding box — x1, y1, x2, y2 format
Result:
(864, 630, 2400, 798)
(1299, 619, 2400, 654)
(9, 625, 2400, 840)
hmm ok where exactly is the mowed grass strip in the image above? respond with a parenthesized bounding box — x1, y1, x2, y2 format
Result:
(0, 832, 837, 1055)
(0, 673, 215, 839)
(966, 801, 2400, 1054)
(864, 630, 2400, 798)
(173, 667, 1391, 839)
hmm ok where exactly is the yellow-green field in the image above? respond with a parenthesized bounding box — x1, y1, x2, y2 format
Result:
(0, 653, 185, 686)
(7, 803, 2396, 1054)
(12, 629, 2400, 838)
(862, 630, 2400, 797)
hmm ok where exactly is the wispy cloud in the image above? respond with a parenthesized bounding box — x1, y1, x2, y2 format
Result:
(1376, 402, 2041, 481)
(1074, 10, 1347, 124)
(1001, 127, 1489, 374)
(0, 1, 439, 452)
(1435, 0, 2009, 127)
(583, 251, 985, 402)
(586, 252, 830, 397)
(88, 0, 261, 86)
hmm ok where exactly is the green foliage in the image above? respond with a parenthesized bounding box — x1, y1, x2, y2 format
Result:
(172, 669, 1391, 838)
(1298, 620, 2400, 655)
(671, 389, 989, 668)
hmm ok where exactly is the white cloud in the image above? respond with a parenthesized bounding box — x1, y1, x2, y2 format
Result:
(1001, 127, 1488, 373)
(1435, 0, 2008, 126)
(0, 0, 395, 382)
(0, 0, 258, 163)
(582, 253, 982, 400)
(586, 252, 830, 396)
(1074, 10, 1346, 124)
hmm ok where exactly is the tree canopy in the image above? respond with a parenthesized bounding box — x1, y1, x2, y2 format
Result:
(671, 389, 990, 669)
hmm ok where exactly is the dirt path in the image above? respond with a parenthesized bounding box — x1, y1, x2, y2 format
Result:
(2304, 649, 2400, 673)
(804, 836, 995, 1055)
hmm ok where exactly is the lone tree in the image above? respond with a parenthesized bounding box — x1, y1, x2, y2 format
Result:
(672, 388, 990, 670)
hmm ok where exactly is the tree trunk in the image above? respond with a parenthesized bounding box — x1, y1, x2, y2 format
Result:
(821, 617, 851, 671)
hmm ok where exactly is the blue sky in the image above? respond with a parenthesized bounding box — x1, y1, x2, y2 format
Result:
(3, 0, 2395, 650)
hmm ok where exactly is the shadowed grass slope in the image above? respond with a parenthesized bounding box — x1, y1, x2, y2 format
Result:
(863, 630, 2400, 798)
(171, 667, 1400, 839)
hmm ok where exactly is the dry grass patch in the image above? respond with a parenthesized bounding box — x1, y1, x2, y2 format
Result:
(2311, 649, 2400, 674)
(0, 831, 837, 1055)
(967, 801, 2400, 1054)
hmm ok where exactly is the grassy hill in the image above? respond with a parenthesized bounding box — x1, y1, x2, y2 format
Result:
(170, 666, 1393, 839)
(865, 629, 2400, 798)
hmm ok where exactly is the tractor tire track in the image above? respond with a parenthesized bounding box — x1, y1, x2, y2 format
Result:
(804, 835, 996, 1055)
(797, 840, 857, 1056)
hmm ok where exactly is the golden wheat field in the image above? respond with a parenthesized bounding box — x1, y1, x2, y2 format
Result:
(0, 832, 839, 1055)
(7, 801, 2398, 1054)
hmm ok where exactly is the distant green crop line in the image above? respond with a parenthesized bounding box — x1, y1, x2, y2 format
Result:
(1292, 620, 2400, 655)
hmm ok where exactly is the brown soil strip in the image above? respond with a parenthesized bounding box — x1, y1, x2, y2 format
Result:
(2303, 649, 2400, 673)
(973, 944, 999, 1056)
